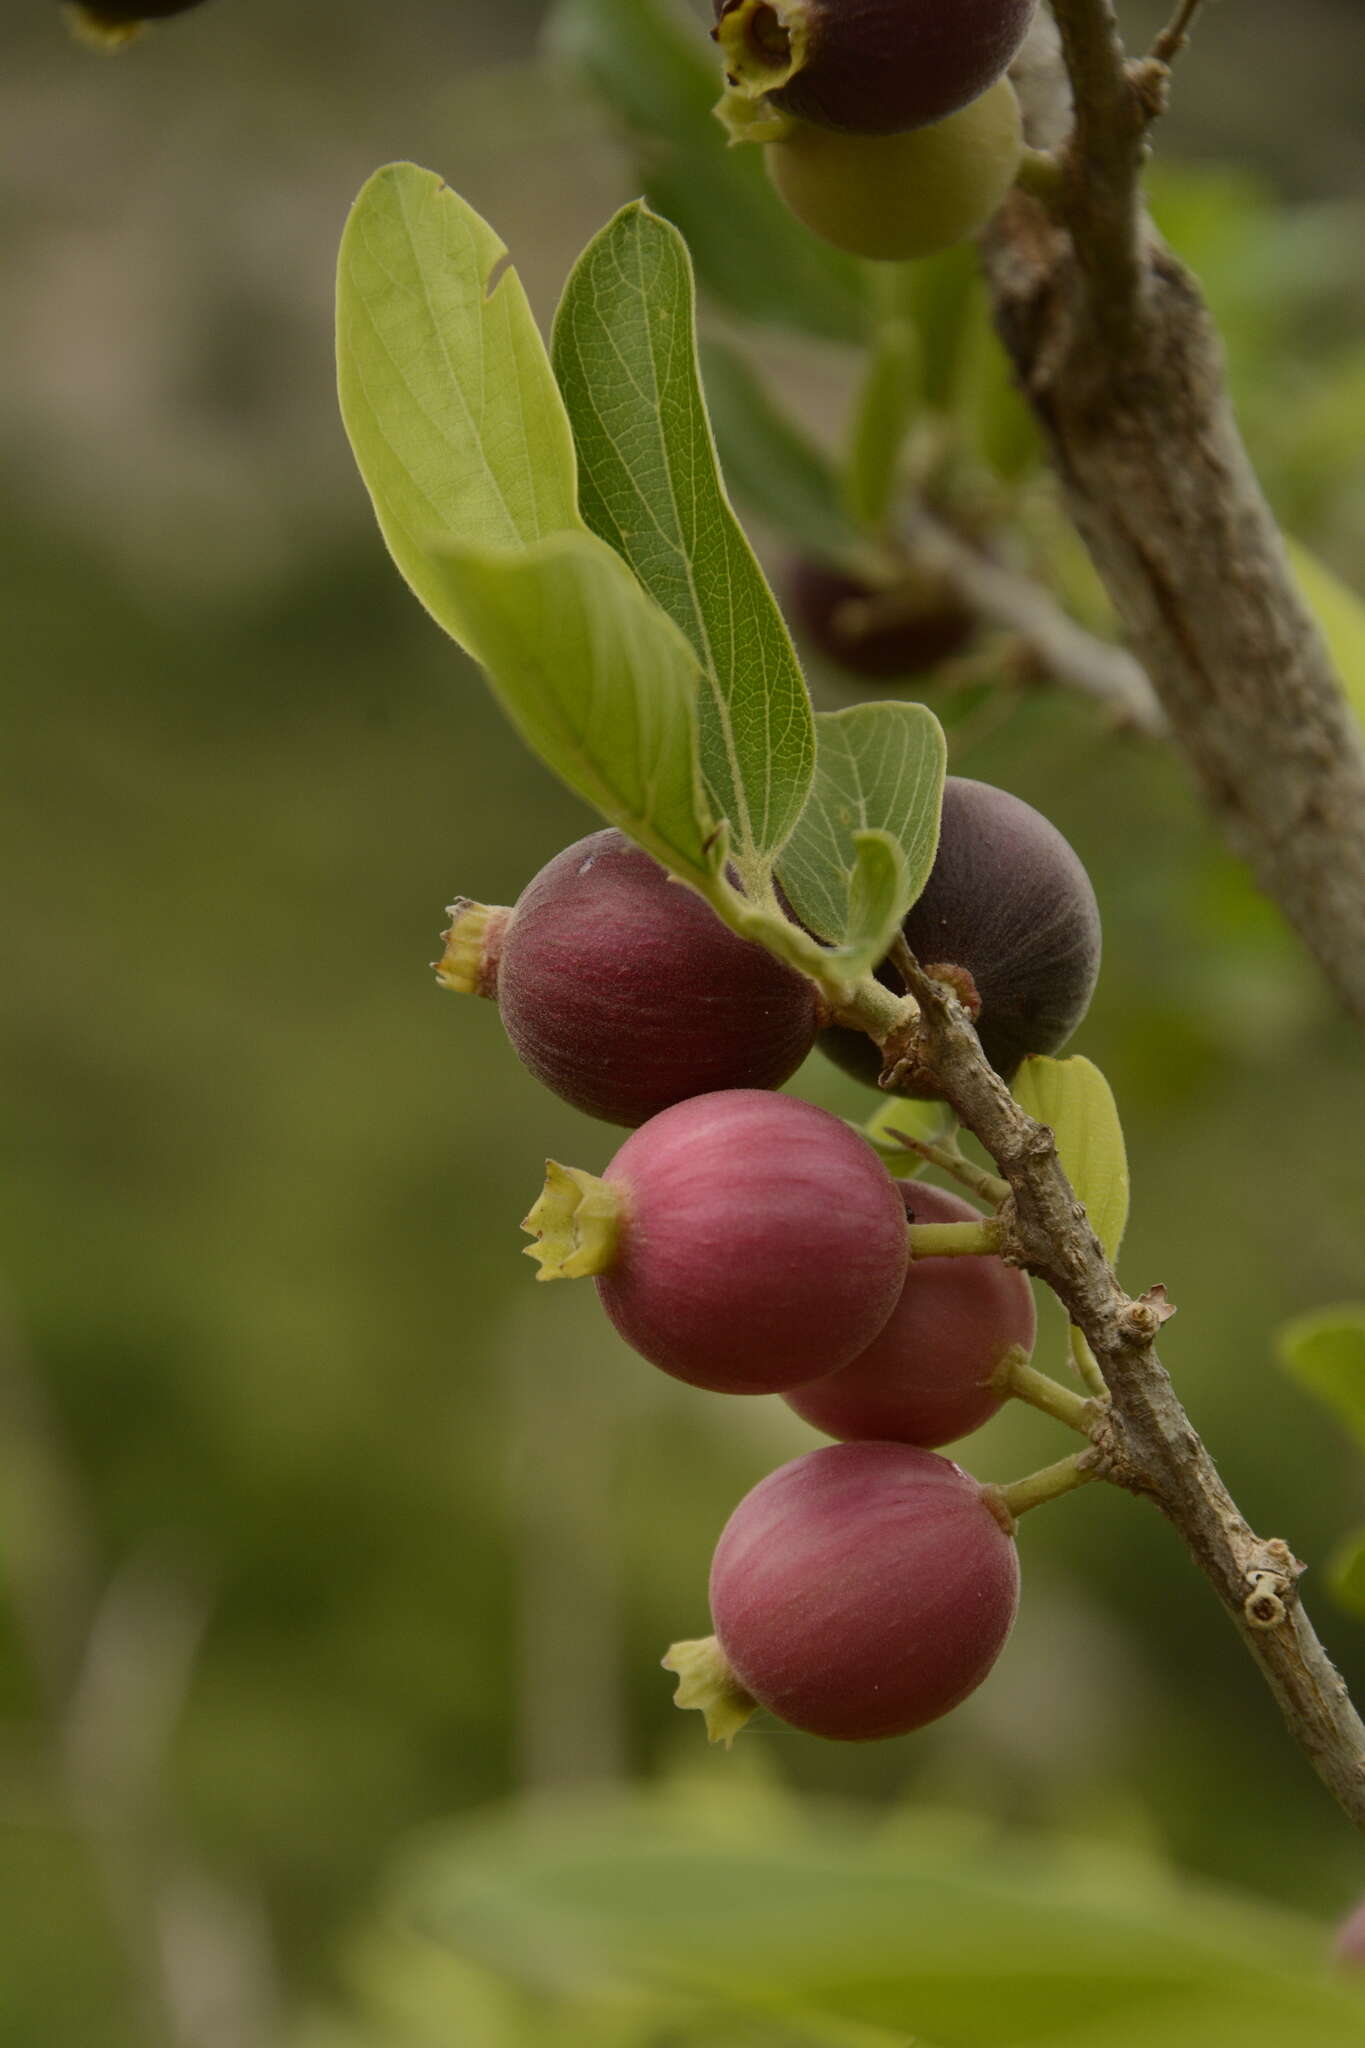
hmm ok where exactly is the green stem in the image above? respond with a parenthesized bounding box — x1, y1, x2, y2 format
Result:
(1070, 1324, 1109, 1397)
(908, 1217, 1006, 1258)
(999, 1452, 1097, 1520)
(878, 1128, 1010, 1207)
(994, 1348, 1096, 1433)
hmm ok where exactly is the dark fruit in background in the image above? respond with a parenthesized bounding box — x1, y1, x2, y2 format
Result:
(819, 775, 1101, 1091)
(468, 829, 821, 1128)
(69, 0, 212, 22)
(594, 1091, 909, 1394)
(785, 1180, 1035, 1446)
(764, 81, 1024, 262)
(714, 0, 1036, 136)
(709, 1441, 1019, 1739)
(788, 557, 974, 681)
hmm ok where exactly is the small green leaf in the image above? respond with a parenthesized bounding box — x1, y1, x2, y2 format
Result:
(864, 1096, 951, 1179)
(845, 319, 920, 535)
(1276, 1305, 1365, 1453)
(1328, 1526, 1365, 1622)
(434, 531, 719, 887)
(699, 339, 860, 562)
(1287, 539, 1365, 732)
(553, 203, 815, 877)
(777, 704, 946, 979)
(1012, 1055, 1130, 1262)
(545, 0, 866, 344)
(337, 164, 580, 640)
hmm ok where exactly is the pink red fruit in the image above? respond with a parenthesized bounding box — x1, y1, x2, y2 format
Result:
(784, 1181, 1035, 1446)
(443, 829, 820, 1128)
(710, 1441, 1019, 1739)
(714, 0, 1036, 137)
(819, 775, 1101, 1091)
(527, 1091, 908, 1394)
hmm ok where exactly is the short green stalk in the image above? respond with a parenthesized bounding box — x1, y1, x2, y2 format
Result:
(880, 1126, 1010, 1207)
(993, 1347, 1096, 1434)
(999, 1452, 1097, 1521)
(908, 1217, 1006, 1259)
(1070, 1324, 1109, 1397)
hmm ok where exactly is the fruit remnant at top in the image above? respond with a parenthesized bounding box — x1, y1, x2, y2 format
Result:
(787, 557, 975, 681)
(522, 1090, 909, 1395)
(713, 0, 1037, 137)
(708, 1440, 1020, 1739)
(764, 79, 1024, 262)
(784, 1179, 1036, 1446)
(66, 0, 213, 45)
(818, 774, 1101, 1093)
(439, 829, 821, 1129)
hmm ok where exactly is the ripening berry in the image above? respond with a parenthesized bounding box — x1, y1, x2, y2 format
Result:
(787, 557, 974, 681)
(764, 81, 1024, 263)
(710, 1441, 1019, 1739)
(66, 0, 212, 42)
(713, 0, 1036, 136)
(440, 830, 820, 1128)
(522, 1091, 908, 1395)
(784, 1180, 1035, 1446)
(819, 775, 1101, 1091)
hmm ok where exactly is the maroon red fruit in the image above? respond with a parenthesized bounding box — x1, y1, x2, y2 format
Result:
(713, 0, 1037, 137)
(710, 1441, 1019, 1739)
(818, 775, 1101, 1092)
(787, 557, 974, 681)
(442, 829, 821, 1128)
(784, 1181, 1035, 1446)
(525, 1091, 908, 1394)
(1334, 1898, 1365, 1969)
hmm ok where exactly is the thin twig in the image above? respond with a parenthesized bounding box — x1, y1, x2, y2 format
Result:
(902, 510, 1165, 735)
(890, 957, 1365, 1830)
(1149, 0, 1212, 67)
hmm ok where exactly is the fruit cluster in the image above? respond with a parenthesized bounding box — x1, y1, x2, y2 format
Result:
(441, 773, 1100, 1743)
(712, 0, 1036, 262)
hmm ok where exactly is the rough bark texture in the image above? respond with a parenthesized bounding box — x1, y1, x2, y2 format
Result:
(985, 3, 1365, 1022)
(887, 952, 1365, 1831)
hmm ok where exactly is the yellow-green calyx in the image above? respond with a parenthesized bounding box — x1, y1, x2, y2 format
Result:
(435, 899, 509, 999)
(662, 1635, 758, 1748)
(65, 5, 145, 46)
(714, 0, 812, 99)
(522, 1162, 624, 1281)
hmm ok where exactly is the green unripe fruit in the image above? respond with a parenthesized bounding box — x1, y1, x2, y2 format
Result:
(765, 78, 1023, 262)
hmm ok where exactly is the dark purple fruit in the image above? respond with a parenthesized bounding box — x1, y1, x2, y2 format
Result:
(713, 0, 1037, 137)
(784, 1181, 1034, 1445)
(525, 1091, 909, 1394)
(441, 829, 821, 1128)
(818, 776, 1101, 1092)
(709, 1440, 1019, 1739)
(69, 0, 212, 24)
(788, 557, 974, 681)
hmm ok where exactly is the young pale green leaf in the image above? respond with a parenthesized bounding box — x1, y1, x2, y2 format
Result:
(431, 530, 719, 889)
(553, 203, 815, 876)
(1276, 1305, 1365, 1453)
(545, 0, 866, 345)
(1328, 1527, 1365, 1623)
(699, 339, 860, 563)
(844, 318, 920, 535)
(1287, 540, 1365, 732)
(1012, 1055, 1130, 1262)
(337, 163, 581, 643)
(863, 1096, 952, 1179)
(777, 703, 946, 979)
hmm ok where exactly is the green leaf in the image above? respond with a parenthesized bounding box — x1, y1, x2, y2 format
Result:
(777, 704, 946, 977)
(392, 1795, 1365, 2048)
(1287, 539, 1365, 732)
(845, 318, 920, 535)
(863, 1096, 952, 1179)
(699, 339, 859, 562)
(1012, 1055, 1130, 1262)
(544, 0, 866, 344)
(431, 531, 719, 888)
(337, 163, 580, 642)
(1328, 1526, 1365, 1622)
(1276, 1305, 1365, 1453)
(553, 203, 815, 875)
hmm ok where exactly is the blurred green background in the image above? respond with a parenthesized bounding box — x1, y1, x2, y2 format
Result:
(3, 2, 1365, 2043)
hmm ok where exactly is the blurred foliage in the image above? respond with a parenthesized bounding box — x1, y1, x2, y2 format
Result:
(3, 1, 1365, 2045)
